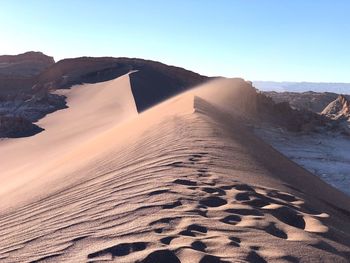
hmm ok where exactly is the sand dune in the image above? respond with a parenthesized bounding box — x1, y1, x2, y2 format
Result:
(0, 76, 349, 262)
(0, 73, 137, 209)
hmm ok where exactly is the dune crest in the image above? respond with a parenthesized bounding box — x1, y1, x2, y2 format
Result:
(0, 78, 349, 262)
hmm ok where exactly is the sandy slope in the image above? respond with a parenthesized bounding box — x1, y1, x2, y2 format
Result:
(0, 77, 349, 263)
(0, 73, 137, 210)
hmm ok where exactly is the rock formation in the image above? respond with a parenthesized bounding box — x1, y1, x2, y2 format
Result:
(321, 95, 350, 120)
(0, 115, 43, 138)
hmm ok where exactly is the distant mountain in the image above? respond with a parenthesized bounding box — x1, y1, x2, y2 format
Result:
(254, 81, 350, 94)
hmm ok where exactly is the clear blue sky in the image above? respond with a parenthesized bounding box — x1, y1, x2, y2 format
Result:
(1, 0, 349, 82)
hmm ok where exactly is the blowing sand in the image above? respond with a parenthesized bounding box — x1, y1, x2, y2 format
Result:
(0, 75, 349, 262)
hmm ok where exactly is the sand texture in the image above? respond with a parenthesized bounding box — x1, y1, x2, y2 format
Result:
(0, 75, 349, 262)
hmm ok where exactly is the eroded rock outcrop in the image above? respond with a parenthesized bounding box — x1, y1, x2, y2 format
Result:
(321, 95, 350, 120)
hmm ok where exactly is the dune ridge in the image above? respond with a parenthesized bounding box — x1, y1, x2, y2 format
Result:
(0, 77, 349, 262)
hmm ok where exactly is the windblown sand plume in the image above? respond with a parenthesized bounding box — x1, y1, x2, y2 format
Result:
(0, 73, 349, 262)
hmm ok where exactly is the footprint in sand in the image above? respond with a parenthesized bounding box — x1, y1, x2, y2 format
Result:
(199, 196, 227, 207)
(162, 200, 182, 209)
(199, 255, 227, 263)
(191, 240, 207, 252)
(267, 190, 299, 202)
(139, 249, 180, 263)
(88, 242, 147, 260)
(264, 222, 288, 239)
(225, 208, 263, 216)
(160, 236, 176, 245)
(167, 161, 185, 167)
(202, 187, 226, 196)
(228, 236, 241, 247)
(150, 217, 182, 235)
(148, 189, 170, 196)
(189, 154, 203, 163)
(173, 179, 197, 186)
(221, 214, 242, 225)
(179, 224, 208, 237)
(246, 251, 267, 263)
(268, 206, 306, 229)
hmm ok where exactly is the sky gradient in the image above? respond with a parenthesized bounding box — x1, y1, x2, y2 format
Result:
(1, 0, 349, 82)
